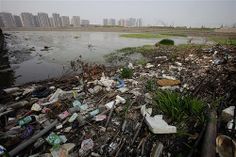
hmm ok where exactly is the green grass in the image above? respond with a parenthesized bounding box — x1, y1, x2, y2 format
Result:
(153, 90, 205, 127)
(161, 33, 187, 37)
(145, 79, 157, 92)
(120, 67, 133, 79)
(209, 37, 236, 46)
(120, 33, 169, 39)
(116, 45, 155, 56)
(157, 39, 175, 45)
(120, 33, 187, 39)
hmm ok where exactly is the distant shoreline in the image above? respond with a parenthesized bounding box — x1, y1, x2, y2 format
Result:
(2, 26, 236, 38)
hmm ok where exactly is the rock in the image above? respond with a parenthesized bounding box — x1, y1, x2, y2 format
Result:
(157, 79, 181, 86)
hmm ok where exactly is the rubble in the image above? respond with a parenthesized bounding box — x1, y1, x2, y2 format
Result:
(0, 44, 236, 156)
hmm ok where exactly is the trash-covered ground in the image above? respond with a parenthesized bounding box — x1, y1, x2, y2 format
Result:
(0, 44, 236, 157)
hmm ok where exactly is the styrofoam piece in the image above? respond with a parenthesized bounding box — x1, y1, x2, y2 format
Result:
(145, 115, 176, 134)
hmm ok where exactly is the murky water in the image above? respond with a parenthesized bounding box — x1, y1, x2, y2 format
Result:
(1, 31, 208, 86)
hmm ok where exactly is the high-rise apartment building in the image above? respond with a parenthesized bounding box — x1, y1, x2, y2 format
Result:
(49, 17, 55, 27)
(81, 20, 89, 26)
(33, 15, 40, 27)
(109, 18, 116, 26)
(103, 18, 108, 26)
(0, 12, 16, 27)
(118, 19, 126, 27)
(13, 15, 23, 27)
(136, 18, 142, 27)
(71, 16, 80, 27)
(61, 16, 70, 27)
(38, 12, 50, 27)
(52, 13, 62, 27)
(21, 12, 35, 27)
(126, 18, 136, 27)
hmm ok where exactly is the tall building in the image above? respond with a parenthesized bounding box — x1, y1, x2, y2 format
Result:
(118, 19, 126, 27)
(0, 12, 16, 28)
(13, 15, 23, 27)
(71, 16, 80, 27)
(38, 12, 50, 27)
(33, 15, 40, 27)
(81, 20, 89, 26)
(109, 18, 116, 26)
(126, 18, 136, 27)
(21, 12, 35, 27)
(52, 13, 62, 27)
(61, 16, 70, 27)
(136, 18, 142, 27)
(49, 17, 55, 27)
(103, 18, 108, 26)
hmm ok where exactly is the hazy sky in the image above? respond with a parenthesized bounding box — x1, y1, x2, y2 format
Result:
(1, 0, 236, 27)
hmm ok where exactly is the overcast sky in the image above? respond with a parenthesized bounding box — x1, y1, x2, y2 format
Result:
(0, 0, 236, 27)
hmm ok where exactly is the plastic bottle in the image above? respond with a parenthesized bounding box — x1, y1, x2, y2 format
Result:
(18, 116, 36, 126)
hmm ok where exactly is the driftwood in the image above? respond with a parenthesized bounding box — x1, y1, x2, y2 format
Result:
(201, 111, 216, 157)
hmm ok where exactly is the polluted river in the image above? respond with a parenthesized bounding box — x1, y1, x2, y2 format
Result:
(3, 31, 209, 86)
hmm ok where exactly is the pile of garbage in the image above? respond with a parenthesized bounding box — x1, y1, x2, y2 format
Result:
(0, 44, 236, 157)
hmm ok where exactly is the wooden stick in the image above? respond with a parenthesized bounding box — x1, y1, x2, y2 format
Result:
(201, 111, 216, 157)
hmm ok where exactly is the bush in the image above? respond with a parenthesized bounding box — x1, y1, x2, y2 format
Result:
(153, 90, 205, 125)
(120, 67, 133, 79)
(157, 39, 174, 46)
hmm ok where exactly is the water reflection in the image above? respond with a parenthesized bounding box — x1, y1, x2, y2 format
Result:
(0, 50, 15, 88)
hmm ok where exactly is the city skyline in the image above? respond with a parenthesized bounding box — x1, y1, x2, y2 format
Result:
(0, 11, 143, 28)
(0, 0, 236, 27)
(0, 12, 91, 28)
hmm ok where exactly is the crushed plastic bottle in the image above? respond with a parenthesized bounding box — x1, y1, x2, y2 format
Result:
(18, 116, 36, 127)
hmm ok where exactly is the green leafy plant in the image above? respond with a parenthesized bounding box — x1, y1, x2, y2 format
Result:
(145, 79, 157, 92)
(120, 67, 133, 79)
(153, 90, 205, 125)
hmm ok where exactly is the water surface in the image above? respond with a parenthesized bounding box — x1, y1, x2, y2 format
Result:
(3, 31, 208, 85)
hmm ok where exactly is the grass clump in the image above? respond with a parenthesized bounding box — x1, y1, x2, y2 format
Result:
(145, 79, 157, 92)
(157, 39, 175, 45)
(153, 90, 205, 126)
(209, 37, 236, 46)
(120, 67, 133, 79)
